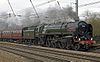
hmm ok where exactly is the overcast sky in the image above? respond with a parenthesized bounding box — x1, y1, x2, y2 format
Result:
(0, 0, 100, 16)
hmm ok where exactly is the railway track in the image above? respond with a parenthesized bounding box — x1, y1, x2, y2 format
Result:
(0, 42, 100, 62)
(88, 44, 100, 53)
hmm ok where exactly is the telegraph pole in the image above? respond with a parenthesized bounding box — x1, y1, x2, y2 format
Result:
(30, 0, 40, 19)
(30, 0, 41, 23)
(75, 0, 79, 21)
(8, 0, 16, 16)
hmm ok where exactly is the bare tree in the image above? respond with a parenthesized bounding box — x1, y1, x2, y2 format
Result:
(83, 11, 100, 36)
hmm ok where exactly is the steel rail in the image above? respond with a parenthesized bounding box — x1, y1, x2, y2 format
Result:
(0, 43, 70, 62)
(0, 42, 100, 62)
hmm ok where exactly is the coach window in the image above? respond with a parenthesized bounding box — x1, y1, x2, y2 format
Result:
(6, 31, 7, 35)
(4, 32, 6, 34)
(35, 27, 38, 32)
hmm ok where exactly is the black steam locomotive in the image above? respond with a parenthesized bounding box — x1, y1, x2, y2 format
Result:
(22, 21, 95, 50)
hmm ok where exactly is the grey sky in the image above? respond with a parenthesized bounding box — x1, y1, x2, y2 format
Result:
(0, 0, 100, 16)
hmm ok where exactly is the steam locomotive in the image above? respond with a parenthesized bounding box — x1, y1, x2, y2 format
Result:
(0, 21, 95, 50)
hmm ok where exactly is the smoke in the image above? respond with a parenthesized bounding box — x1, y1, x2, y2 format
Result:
(0, 18, 8, 30)
(63, 7, 77, 20)
(44, 6, 77, 23)
(0, 6, 77, 30)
